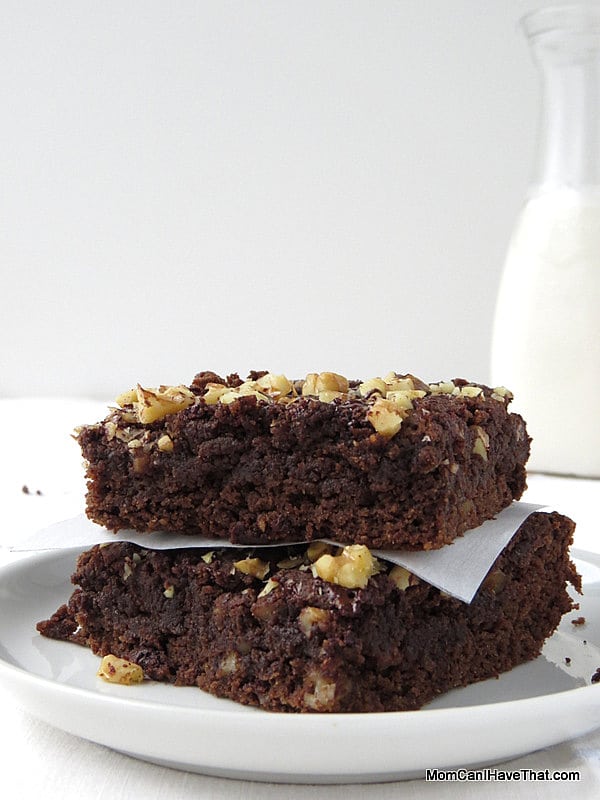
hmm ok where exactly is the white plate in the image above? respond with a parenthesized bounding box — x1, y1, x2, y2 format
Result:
(0, 548, 599, 784)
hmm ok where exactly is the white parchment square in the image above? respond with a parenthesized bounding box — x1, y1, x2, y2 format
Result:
(11, 501, 549, 603)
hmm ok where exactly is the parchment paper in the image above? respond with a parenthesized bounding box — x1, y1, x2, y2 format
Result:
(12, 501, 548, 603)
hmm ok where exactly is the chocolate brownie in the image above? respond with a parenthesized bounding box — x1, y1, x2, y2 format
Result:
(76, 371, 530, 549)
(37, 511, 579, 713)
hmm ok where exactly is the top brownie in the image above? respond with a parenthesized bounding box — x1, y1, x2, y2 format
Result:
(77, 370, 530, 550)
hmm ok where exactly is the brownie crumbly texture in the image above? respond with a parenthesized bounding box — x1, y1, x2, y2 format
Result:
(76, 370, 530, 549)
(37, 511, 579, 713)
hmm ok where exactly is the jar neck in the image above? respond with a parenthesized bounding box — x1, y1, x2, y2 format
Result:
(525, 6, 600, 190)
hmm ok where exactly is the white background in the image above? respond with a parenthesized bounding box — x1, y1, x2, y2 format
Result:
(0, 0, 583, 397)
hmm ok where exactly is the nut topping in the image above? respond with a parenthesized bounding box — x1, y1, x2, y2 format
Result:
(257, 578, 280, 598)
(472, 426, 490, 461)
(366, 398, 406, 438)
(111, 371, 512, 443)
(311, 544, 380, 589)
(389, 564, 412, 591)
(303, 670, 336, 710)
(316, 372, 350, 393)
(234, 557, 270, 579)
(358, 377, 388, 397)
(157, 434, 174, 452)
(116, 384, 195, 424)
(298, 606, 331, 638)
(256, 373, 293, 397)
(97, 654, 144, 685)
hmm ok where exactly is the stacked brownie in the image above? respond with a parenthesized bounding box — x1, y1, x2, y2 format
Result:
(37, 370, 580, 712)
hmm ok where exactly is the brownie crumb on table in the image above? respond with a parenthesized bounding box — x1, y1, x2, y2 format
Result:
(21, 484, 43, 496)
(75, 370, 530, 550)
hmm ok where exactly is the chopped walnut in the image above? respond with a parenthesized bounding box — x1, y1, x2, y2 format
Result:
(115, 388, 138, 406)
(257, 578, 279, 598)
(459, 385, 483, 398)
(234, 557, 270, 579)
(202, 383, 230, 405)
(256, 373, 293, 398)
(301, 373, 319, 396)
(306, 541, 335, 562)
(429, 381, 456, 394)
(366, 398, 406, 438)
(491, 386, 513, 400)
(317, 389, 344, 403)
(116, 384, 195, 424)
(389, 564, 413, 591)
(97, 654, 144, 685)
(316, 372, 349, 393)
(303, 670, 336, 710)
(472, 426, 490, 461)
(358, 377, 388, 397)
(387, 389, 427, 412)
(298, 606, 330, 637)
(219, 652, 239, 675)
(311, 544, 379, 589)
(219, 386, 266, 405)
(157, 434, 174, 452)
(385, 375, 415, 392)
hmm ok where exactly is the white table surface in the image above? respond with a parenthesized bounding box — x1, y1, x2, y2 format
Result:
(0, 397, 599, 799)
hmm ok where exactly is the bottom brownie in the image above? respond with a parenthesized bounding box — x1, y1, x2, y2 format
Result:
(37, 512, 580, 713)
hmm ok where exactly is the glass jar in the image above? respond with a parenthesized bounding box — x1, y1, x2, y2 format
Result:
(490, 4, 600, 477)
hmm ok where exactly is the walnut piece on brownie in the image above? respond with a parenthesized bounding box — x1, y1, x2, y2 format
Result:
(97, 654, 144, 685)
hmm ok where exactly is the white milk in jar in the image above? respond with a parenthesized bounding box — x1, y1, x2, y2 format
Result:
(491, 6, 600, 477)
(491, 188, 600, 476)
